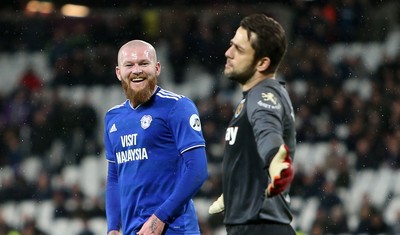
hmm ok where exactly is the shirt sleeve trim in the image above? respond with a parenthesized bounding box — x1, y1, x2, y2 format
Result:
(181, 144, 205, 154)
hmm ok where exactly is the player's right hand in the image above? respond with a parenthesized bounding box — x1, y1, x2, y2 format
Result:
(108, 230, 121, 235)
(208, 194, 224, 214)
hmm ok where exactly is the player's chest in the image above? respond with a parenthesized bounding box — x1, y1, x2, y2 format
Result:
(225, 99, 250, 146)
(111, 112, 169, 147)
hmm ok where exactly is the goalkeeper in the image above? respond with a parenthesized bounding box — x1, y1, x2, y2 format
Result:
(209, 14, 296, 235)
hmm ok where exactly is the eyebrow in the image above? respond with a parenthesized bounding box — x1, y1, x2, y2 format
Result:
(122, 58, 151, 64)
(231, 40, 245, 52)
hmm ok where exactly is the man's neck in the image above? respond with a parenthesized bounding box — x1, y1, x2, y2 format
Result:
(242, 73, 275, 92)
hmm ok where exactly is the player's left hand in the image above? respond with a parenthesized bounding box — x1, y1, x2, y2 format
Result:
(137, 214, 165, 235)
(265, 144, 294, 197)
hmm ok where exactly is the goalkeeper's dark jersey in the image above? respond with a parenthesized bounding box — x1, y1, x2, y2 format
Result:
(222, 78, 296, 225)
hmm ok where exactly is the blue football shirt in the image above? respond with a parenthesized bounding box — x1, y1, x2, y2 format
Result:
(104, 86, 205, 234)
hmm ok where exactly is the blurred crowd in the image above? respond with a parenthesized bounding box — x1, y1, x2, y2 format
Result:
(1, 0, 400, 234)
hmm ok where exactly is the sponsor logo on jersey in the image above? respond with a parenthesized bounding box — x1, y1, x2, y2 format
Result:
(141, 115, 152, 129)
(110, 123, 118, 133)
(190, 114, 202, 131)
(258, 92, 281, 110)
(234, 99, 245, 118)
(117, 133, 148, 164)
(225, 126, 238, 145)
(116, 148, 148, 164)
(121, 134, 138, 147)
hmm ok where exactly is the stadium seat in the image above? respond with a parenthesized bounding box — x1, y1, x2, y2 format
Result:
(79, 156, 102, 198)
(312, 142, 329, 169)
(69, 85, 86, 105)
(50, 218, 72, 235)
(385, 30, 400, 58)
(61, 165, 80, 187)
(290, 196, 305, 215)
(20, 156, 42, 184)
(36, 200, 54, 233)
(0, 202, 18, 228)
(88, 217, 107, 235)
(345, 169, 375, 214)
(343, 77, 372, 101)
(297, 197, 319, 232)
(98, 153, 108, 184)
(87, 85, 104, 113)
(0, 166, 14, 187)
(370, 167, 393, 208)
(69, 218, 85, 234)
(290, 79, 308, 97)
(383, 195, 400, 226)
(17, 200, 37, 224)
(193, 198, 213, 221)
(362, 43, 384, 72)
(392, 169, 400, 196)
(293, 142, 312, 173)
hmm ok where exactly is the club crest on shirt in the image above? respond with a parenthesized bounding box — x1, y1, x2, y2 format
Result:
(262, 92, 277, 104)
(140, 115, 152, 129)
(234, 99, 246, 118)
(258, 92, 281, 110)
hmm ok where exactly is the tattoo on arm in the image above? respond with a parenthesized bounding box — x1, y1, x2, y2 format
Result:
(150, 217, 158, 233)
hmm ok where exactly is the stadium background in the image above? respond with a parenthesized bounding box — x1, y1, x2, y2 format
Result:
(0, 0, 400, 234)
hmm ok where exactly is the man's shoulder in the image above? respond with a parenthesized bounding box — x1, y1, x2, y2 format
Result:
(105, 101, 127, 116)
(155, 87, 186, 102)
(248, 81, 277, 100)
(252, 78, 282, 93)
(155, 87, 196, 109)
(247, 79, 285, 113)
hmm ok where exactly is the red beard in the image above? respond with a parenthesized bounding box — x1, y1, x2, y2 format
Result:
(121, 75, 157, 107)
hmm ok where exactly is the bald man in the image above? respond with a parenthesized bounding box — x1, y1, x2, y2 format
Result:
(104, 40, 208, 235)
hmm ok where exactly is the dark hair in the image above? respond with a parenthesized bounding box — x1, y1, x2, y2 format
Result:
(240, 14, 287, 73)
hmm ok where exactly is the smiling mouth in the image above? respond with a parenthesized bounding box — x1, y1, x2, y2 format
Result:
(130, 77, 145, 83)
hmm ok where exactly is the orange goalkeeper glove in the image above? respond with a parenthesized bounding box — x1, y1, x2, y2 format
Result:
(266, 144, 294, 197)
(208, 194, 224, 214)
